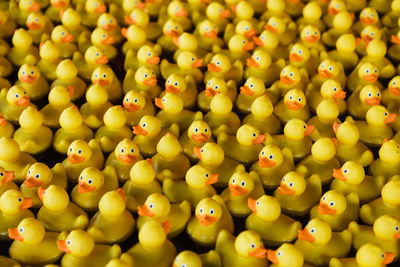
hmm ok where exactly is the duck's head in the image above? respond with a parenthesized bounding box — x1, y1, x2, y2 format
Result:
(130, 159, 155, 185)
(198, 20, 219, 39)
(194, 142, 224, 167)
(333, 160, 365, 185)
(138, 193, 170, 219)
(388, 76, 400, 96)
(317, 190, 346, 215)
(233, 1, 254, 20)
(206, 2, 230, 20)
(61, 8, 81, 28)
(360, 7, 379, 25)
(103, 105, 126, 128)
(248, 195, 281, 221)
(133, 115, 161, 138)
(359, 85, 381, 106)
(300, 25, 320, 44)
(336, 34, 356, 53)
(39, 40, 60, 62)
(57, 230, 95, 257)
(247, 50, 271, 69)
(283, 89, 306, 111)
(228, 34, 254, 53)
(26, 12, 45, 31)
(316, 99, 340, 123)
(333, 11, 353, 30)
(240, 76, 265, 96)
(250, 94, 273, 119)
(165, 74, 186, 94)
(18, 64, 40, 85)
(97, 13, 118, 31)
(267, 0, 285, 13)
(86, 85, 108, 108)
(195, 197, 222, 226)
(303, 1, 322, 21)
(333, 118, 359, 145)
(235, 230, 267, 259)
(59, 106, 83, 130)
(85, 0, 106, 14)
(366, 105, 396, 126)
(187, 120, 211, 144)
(358, 62, 379, 84)
(99, 189, 126, 217)
(265, 16, 286, 34)
(137, 45, 160, 65)
(373, 215, 400, 241)
(19, 106, 43, 130)
(50, 0, 69, 8)
(162, 19, 183, 38)
(125, 8, 149, 26)
(138, 221, 167, 248)
(7, 85, 29, 108)
(253, 30, 279, 48)
(235, 20, 256, 38)
(0, 166, 14, 185)
(311, 137, 337, 162)
(280, 65, 301, 85)
(0, 137, 21, 162)
(0, 189, 32, 215)
(284, 118, 314, 140)
(176, 51, 203, 70)
(173, 251, 202, 267)
(91, 65, 115, 86)
(289, 43, 310, 63)
(236, 124, 265, 146)
(381, 179, 400, 206)
(366, 39, 387, 59)
(379, 139, 400, 165)
(297, 218, 332, 245)
(320, 79, 346, 101)
(134, 66, 157, 86)
(84, 46, 108, 65)
(356, 243, 394, 267)
(209, 93, 233, 116)
(173, 33, 198, 52)
(123, 90, 146, 113)
(156, 132, 181, 160)
(8, 218, 45, 245)
(38, 185, 69, 212)
(258, 144, 283, 168)
(361, 25, 380, 45)
(318, 59, 340, 79)
(24, 162, 52, 188)
(91, 28, 115, 46)
(267, 243, 304, 267)
(56, 59, 78, 80)
(77, 167, 104, 193)
(19, 0, 41, 12)
(327, 0, 346, 15)
(155, 93, 183, 115)
(277, 171, 306, 196)
(228, 169, 254, 197)
(115, 138, 140, 165)
(67, 139, 92, 164)
(12, 29, 33, 48)
(207, 53, 231, 74)
(186, 165, 218, 188)
(167, 0, 188, 18)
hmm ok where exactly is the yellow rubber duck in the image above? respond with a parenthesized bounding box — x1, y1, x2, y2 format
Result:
(204, 94, 241, 136)
(51, 59, 87, 101)
(0, 166, 17, 196)
(347, 62, 382, 93)
(253, 30, 289, 61)
(223, 19, 257, 45)
(13, 107, 53, 154)
(212, 34, 253, 64)
(274, 88, 310, 123)
(295, 218, 352, 266)
(123, 90, 155, 127)
(382, 76, 400, 113)
(95, 105, 132, 153)
(36, 40, 61, 81)
(322, 11, 354, 48)
(37, 185, 88, 232)
(97, 13, 123, 45)
(137, 192, 191, 238)
(158, 0, 191, 31)
(173, 250, 222, 267)
(265, 118, 314, 161)
(121, 24, 151, 54)
(0, 189, 33, 240)
(15, 63, 49, 101)
(360, 178, 400, 225)
(333, 116, 374, 167)
(26, 11, 53, 44)
(215, 230, 268, 267)
(10, 0, 42, 25)
(307, 99, 340, 141)
(123, 66, 161, 98)
(53, 106, 94, 154)
(246, 195, 301, 246)
(269, 64, 309, 99)
(201, 2, 230, 31)
(58, 229, 121, 267)
(7, 28, 39, 67)
(355, 25, 383, 56)
(8, 218, 63, 266)
(62, 139, 105, 183)
(353, 7, 381, 34)
(45, 0, 70, 23)
(78, 0, 107, 28)
(250, 144, 295, 189)
(20, 162, 67, 207)
(311, 59, 346, 89)
(198, 76, 237, 112)
(157, 19, 184, 53)
(264, 16, 297, 46)
(354, 105, 396, 147)
(90, 65, 122, 104)
(284, 0, 304, 17)
(235, 76, 265, 114)
(195, 19, 224, 51)
(296, 1, 325, 31)
(151, 132, 191, 181)
(331, 160, 385, 204)
(289, 42, 319, 76)
(267, 243, 311, 267)
(178, 120, 213, 161)
(0, 137, 36, 183)
(161, 51, 203, 84)
(87, 28, 116, 59)
(310, 190, 359, 231)
(50, 25, 77, 58)
(186, 195, 234, 246)
(161, 73, 197, 109)
(370, 138, 400, 179)
(60, 8, 90, 46)
(105, 138, 142, 182)
(122, 159, 162, 211)
(124, 44, 161, 75)
(0, 10, 16, 39)
(347, 85, 382, 119)
(360, 39, 396, 79)
(73, 45, 109, 81)
(172, 32, 208, 62)
(231, 1, 258, 24)
(0, 85, 33, 123)
(122, 221, 176, 267)
(162, 164, 218, 208)
(329, 242, 394, 267)
(203, 53, 243, 85)
(71, 166, 119, 212)
(326, 34, 359, 73)
(299, 24, 326, 53)
(124, 8, 161, 41)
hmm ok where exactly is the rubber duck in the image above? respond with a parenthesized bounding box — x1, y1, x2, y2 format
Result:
(289, 42, 319, 76)
(0, 85, 33, 124)
(121, 24, 151, 54)
(122, 221, 176, 267)
(348, 85, 382, 119)
(195, 19, 224, 51)
(124, 8, 161, 41)
(211, 34, 253, 64)
(0, 166, 17, 196)
(60, 8, 90, 44)
(78, 0, 107, 28)
(7, 28, 39, 66)
(274, 88, 310, 123)
(173, 250, 222, 267)
(201, 2, 230, 31)
(296, 1, 325, 31)
(331, 160, 385, 204)
(299, 24, 326, 53)
(36, 40, 61, 81)
(323, 0, 348, 27)
(353, 7, 381, 34)
(231, 1, 258, 24)
(11, 0, 42, 26)
(307, 99, 340, 141)
(326, 34, 359, 72)
(265, 118, 314, 161)
(160, 51, 203, 84)
(105, 138, 142, 182)
(51, 59, 87, 101)
(73, 45, 109, 81)
(369, 138, 400, 180)
(172, 32, 208, 62)
(223, 19, 258, 45)
(198, 77, 237, 112)
(179, 120, 213, 161)
(322, 11, 354, 47)
(187, 195, 234, 246)
(360, 39, 396, 79)
(382, 75, 400, 111)
(246, 195, 301, 246)
(356, 25, 383, 56)
(264, 16, 297, 46)
(250, 144, 295, 189)
(0, 10, 16, 39)
(122, 90, 155, 127)
(267, 243, 310, 267)
(0, 189, 33, 239)
(329, 242, 394, 267)
(0, 137, 36, 183)
(260, 0, 290, 22)
(45, 0, 70, 23)
(295, 218, 352, 266)
(151, 132, 191, 181)
(158, 0, 191, 31)
(215, 230, 268, 267)
(347, 62, 382, 93)
(203, 53, 243, 85)
(253, 30, 289, 61)
(235, 76, 266, 114)
(124, 44, 161, 75)
(204, 94, 241, 136)
(311, 59, 346, 89)
(97, 13, 123, 45)
(26, 11, 53, 44)
(37, 185, 88, 232)
(269, 64, 309, 99)
(8, 218, 63, 266)
(58, 229, 121, 267)
(160, 73, 197, 110)
(157, 19, 184, 53)
(122, 159, 162, 211)
(274, 171, 322, 216)
(123, 66, 161, 98)
(15, 63, 49, 101)
(84, 28, 116, 60)
(53, 106, 94, 154)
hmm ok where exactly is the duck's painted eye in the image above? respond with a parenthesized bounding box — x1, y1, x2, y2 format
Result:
(69, 147, 73, 152)
(213, 26, 216, 30)
(377, 92, 380, 96)
(199, 207, 204, 213)
(250, 83, 254, 88)
(102, 34, 106, 38)
(216, 61, 220, 65)
(250, 243, 255, 248)
(252, 133, 256, 137)
(343, 169, 348, 174)
(131, 148, 134, 153)
(78, 149, 82, 154)
(328, 66, 333, 71)
(333, 87, 337, 91)
(162, 98, 166, 102)
(384, 112, 388, 116)
(142, 123, 147, 127)
(195, 128, 199, 132)
(208, 81, 211, 85)
(121, 148, 125, 153)
(200, 148, 204, 153)
(289, 182, 294, 187)
(174, 26, 178, 30)
(149, 203, 154, 208)
(181, 264, 187, 267)
(323, 196, 326, 200)
(306, 31, 310, 35)
(109, 19, 113, 23)
(256, 201, 260, 206)
(381, 253, 385, 258)
(314, 31, 318, 35)
(289, 95, 293, 100)
(277, 251, 282, 256)
(310, 228, 316, 234)
(103, 74, 106, 78)
(205, 26, 209, 31)
(209, 208, 214, 214)
(245, 26, 249, 30)
(67, 240, 71, 245)
(102, 20, 106, 24)
(298, 50, 302, 54)
(35, 174, 40, 179)
(261, 35, 265, 40)
(191, 57, 195, 61)
(0, 172, 3, 177)
(205, 173, 209, 178)
(298, 97, 302, 102)
(329, 201, 335, 207)
(395, 226, 399, 231)
(19, 228, 24, 233)
(95, 73, 98, 77)
(289, 72, 294, 77)
(15, 94, 19, 98)
(371, 32, 375, 36)
(232, 178, 236, 184)
(256, 56, 260, 61)
(268, 154, 273, 159)
(133, 98, 138, 103)
(366, 68, 370, 74)
(261, 151, 265, 155)
(368, 92, 372, 97)
(144, 73, 148, 78)
(303, 125, 306, 129)
(374, 69, 378, 73)
(242, 40, 246, 44)
(241, 181, 246, 186)
(321, 63, 325, 68)
(96, 52, 100, 56)
(174, 81, 178, 86)
(80, 176, 83, 180)
(87, 179, 93, 184)
(204, 128, 208, 132)
(94, 2, 99, 7)
(282, 177, 286, 182)
(17, 197, 22, 202)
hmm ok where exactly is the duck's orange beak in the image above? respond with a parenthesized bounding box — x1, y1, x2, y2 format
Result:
(385, 113, 396, 124)
(38, 187, 45, 201)
(267, 249, 279, 264)
(124, 16, 136, 25)
(29, 2, 41, 11)
(162, 220, 170, 234)
(289, 53, 303, 62)
(205, 87, 218, 97)
(27, 22, 42, 30)
(252, 134, 265, 144)
(248, 246, 267, 259)
(244, 29, 257, 38)
(219, 9, 230, 18)
(14, 96, 30, 106)
(196, 214, 217, 226)
(253, 36, 264, 46)
(95, 55, 108, 64)
(205, 173, 218, 186)
(297, 229, 315, 242)
(8, 228, 23, 241)
(285, 101, 303, 111)
(240, 85, 254, 95)
(277, 183, 295, 195)
(66, 85, 74, 97)
(332, 168, 346, 181)
(382, 252, 394, 266)
(143, 77, 157, 86)
(67, 153, 85, 164)
(1, 170, 14, 184)
(93, 78, 110, 86)
(328, 7, 339, 16)
(123, 102, 141, 112)
(319, 69, 333, 78)
(172, 36, 180, 47)
(204, 30, 218, 38)
(280, 75, 294, 85)
(191, 133, 209, 143)
(146, 56, 160, 64)
(192, 59, 203, 68)
(248, 197, 257, 213)
(175, 8, 188, 17)
(318, 201, 336, 215)
(393, 232, 400, 239)
(52, 0, 67, 7)
(361, 34, 373, 45)
(19, 198, 33, 210)
(122, 27, 129, 38)
(264, 24, 276, 32)
(61, 33, 74, 43)
(207, 63, 220, 72)
(304, 35, 318, 43)
(94, 4, 106, 13)
(390, 85, 400, 96)
(391, 35, 400, 45)
(165, 30, 180, 38)
(136, 2, 146, 9)
(102, 36, 115, 45)
(101, 23, 115, 31)
(333, 122, 340, 134)
(165, 84, 180, 93)
(193, 146, 202, 159)
(332, 90, 346, 101)
(243, 41, 254, 51)
(78, 182, 96, 193)
(365, 97, 381, 106)
(24, 176, 43, 188)
(229, 184, 248, 196)
(258, 156, 276, 168)
(247, 58, 260, 67)
(363, 74, 378, 83)
(0, 115, 6, 126)
(133, 125, 148, 135)
(118, 154, 137, 164)
(154, 97, 164, 109)
(20, 75, 37, 84)
(138, 205, 155, 217)
(304, 124, 314, 136)
(57, 240, 71, 253)
(361, 17, 375, 25)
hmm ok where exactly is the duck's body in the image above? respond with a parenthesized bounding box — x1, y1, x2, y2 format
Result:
(122, 67, 161, 98)
(40, 86, 73, 128)
(36, 40, 62, 81)
(203, 54, 244, 85)
(198, 78, 237, 112)
(7, 29, 39, 66)
(0, 86, 35, 124)
(15, 64, 50, 101)
(123, 44, 161, 75)
(235, 77, 266, 114)
(178, 120, 213, 161)
(72, 46, 109, 81)
(90, 66, 122, 103)
(123, 91, 155, 127)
